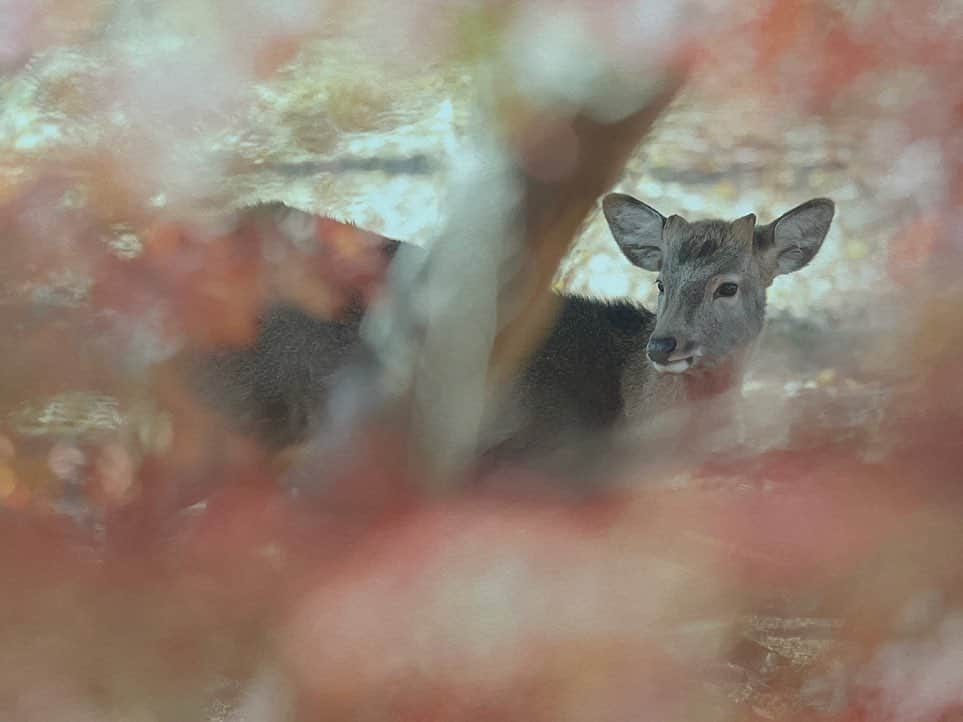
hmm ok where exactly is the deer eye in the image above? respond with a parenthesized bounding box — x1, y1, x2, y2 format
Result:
(715, 282, 739, 298)
(656, 279, 664, 294)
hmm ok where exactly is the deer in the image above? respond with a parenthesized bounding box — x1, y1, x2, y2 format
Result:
(604, 193, 834, 415)
(181, 194, 835, 487)
(478, 193, 835, 481)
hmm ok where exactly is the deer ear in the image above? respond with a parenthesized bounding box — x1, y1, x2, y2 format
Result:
(769, 198, 834, 275)
(602, 193, 666, 272)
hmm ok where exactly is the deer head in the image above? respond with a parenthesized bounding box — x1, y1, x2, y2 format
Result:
(603, 193, 834, 374)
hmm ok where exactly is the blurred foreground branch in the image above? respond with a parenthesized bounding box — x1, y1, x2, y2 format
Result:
(286, 65, 686, 493)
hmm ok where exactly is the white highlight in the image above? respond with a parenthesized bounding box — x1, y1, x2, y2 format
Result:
(652, 357, 693, 374)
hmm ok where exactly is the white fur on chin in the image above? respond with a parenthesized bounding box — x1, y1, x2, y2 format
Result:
(651, 357, 693, 374)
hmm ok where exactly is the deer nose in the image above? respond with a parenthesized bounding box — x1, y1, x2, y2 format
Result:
(647, 336, 677, 364)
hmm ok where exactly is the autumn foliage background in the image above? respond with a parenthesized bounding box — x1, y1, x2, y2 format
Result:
(1, 0, 962, 720)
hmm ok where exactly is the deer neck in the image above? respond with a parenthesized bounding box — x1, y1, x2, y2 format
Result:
(684, 353, 749, 401)
(692, 334, 763, 399)
(620, 339, 759, 427)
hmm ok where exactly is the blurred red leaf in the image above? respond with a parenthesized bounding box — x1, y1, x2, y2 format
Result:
(755, 0, 813, 69)
(887, 216, 941, 286)
(280, 496, 724, 722)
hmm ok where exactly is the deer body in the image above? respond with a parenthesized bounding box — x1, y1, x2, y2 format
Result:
(478, 296, 654, 475)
